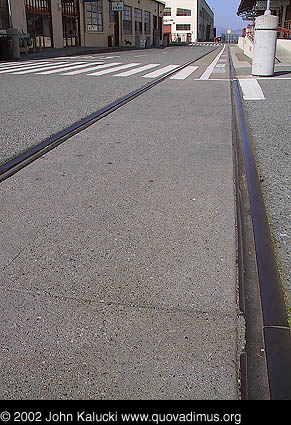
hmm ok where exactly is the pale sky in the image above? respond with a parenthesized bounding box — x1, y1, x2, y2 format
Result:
(206, 0, 245, 30)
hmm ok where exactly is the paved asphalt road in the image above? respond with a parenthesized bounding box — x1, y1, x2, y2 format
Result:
(0, 46, 245, 399)
(0, 46, 219, 165)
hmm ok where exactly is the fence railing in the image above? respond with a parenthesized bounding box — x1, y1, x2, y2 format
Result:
(278, 20, 291, 39)
(242, 20, 291, 42)
(166, 33, 192, 44)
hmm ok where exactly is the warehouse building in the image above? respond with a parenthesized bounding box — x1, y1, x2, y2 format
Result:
(163, 0, 214, 43)
(0, 0, 165, 51)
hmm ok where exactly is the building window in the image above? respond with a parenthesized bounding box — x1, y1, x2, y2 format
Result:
(122, 5, 132, 35)
(62, 0, 79, 15)
(135, 8, 142, 34)
(164, 7, 171, 16)
(25, 0, 52, 47)
(86, 1, 103, 32)
(176, 8, 191, 16)
(144, 11, 150, 35)
(25, 0, 50, 12)
(176, 24, 191, 31)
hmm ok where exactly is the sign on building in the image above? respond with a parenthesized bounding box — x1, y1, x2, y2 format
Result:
(111, 2, 124, 11)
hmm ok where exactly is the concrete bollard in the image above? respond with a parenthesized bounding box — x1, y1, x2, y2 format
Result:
(252, 13, 279, 76)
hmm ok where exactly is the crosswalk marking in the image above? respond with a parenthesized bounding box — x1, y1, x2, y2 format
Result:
(114, 63, 159, 77)
(0, 60, 49, 67)
(200, 45, 226, 80)
(87, 63, 141, 76)
(0, 61, 54, 74)
(238, 79, 265, 100)
(36, 62, 103, 75)
(0, 61, 46, 70)
(141, 64, 179, 78)
(0, 58, 232, 82)
(169, 65, 199, 80)
(61, 62, 122, 75)
(212, 63, 226, 74)
(11, 61, 86, 75)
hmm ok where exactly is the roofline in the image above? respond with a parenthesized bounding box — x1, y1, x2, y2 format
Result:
(203, 0, 214, 16)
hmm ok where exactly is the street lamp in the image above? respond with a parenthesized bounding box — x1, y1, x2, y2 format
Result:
(265, 0, 271, 15)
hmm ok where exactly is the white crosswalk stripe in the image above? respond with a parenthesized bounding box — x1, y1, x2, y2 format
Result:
(170, 65, 198, 80)
(141, 65, 179, 78)
(0, 61, 54, 73)
(0, 61, 48, 69)
(36, 62, 104, 75)
(87, 63, 141, 76)
(61, 62, 122, 75)
(114, 63, 159, 77)
(12, 61, 86, 75)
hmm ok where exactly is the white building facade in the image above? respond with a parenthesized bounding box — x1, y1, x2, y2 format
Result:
(163, 0, 214, 43)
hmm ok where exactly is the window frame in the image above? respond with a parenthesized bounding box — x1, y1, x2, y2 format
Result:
(134, 7, 142, 35)
(163, 7, 171, 17)
(86, 0, 103, 33)
(176, 24, 191, 31)
(144, 10, 151, 35)
(176, 8, 191, 17)
(122, 4, 132, 35)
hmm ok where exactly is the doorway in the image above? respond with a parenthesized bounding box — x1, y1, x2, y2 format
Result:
(61, 0, 80, 47)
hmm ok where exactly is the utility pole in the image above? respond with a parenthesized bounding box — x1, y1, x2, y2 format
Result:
(7, 0, 12, 28)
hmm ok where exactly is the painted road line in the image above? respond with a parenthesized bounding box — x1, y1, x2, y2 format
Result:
(88, 63, 141, 76)
(212, 64, 226, 74)
(198, 78, 231, 81)
(169, 65, 199, 80)
(0, 62, 68, 74)
(0, 61, 30, 66)
(257, 76, 291, 79)
(0, 61, 46, 69)
(36, 62, 104, 75)
(199, 45, 226, 80)
(0, 62, 54, 73)
(61, 62, 122, 75)
(114, 63, 159, 76)
(239, 79, 265, 100)
(142, 64, 179, 78)
(11, 62, 85, 75)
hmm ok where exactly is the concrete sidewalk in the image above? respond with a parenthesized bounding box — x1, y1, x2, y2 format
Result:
(0, 51, 244, 399)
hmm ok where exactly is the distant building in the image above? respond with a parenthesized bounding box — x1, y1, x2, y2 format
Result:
(163, 0, 214, 43)
(0, 0, 165, 52)
(221, 33, 239, 44)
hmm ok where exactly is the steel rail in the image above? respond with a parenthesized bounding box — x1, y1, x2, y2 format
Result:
(0, 47, 219, 183)
(229, 49, 291, 400)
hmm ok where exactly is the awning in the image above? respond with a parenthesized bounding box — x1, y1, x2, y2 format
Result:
(237, 0, 257, 15)
(237, 0, 284, 15)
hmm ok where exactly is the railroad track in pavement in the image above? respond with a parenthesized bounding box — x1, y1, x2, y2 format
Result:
(1, 45, 290, 399)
